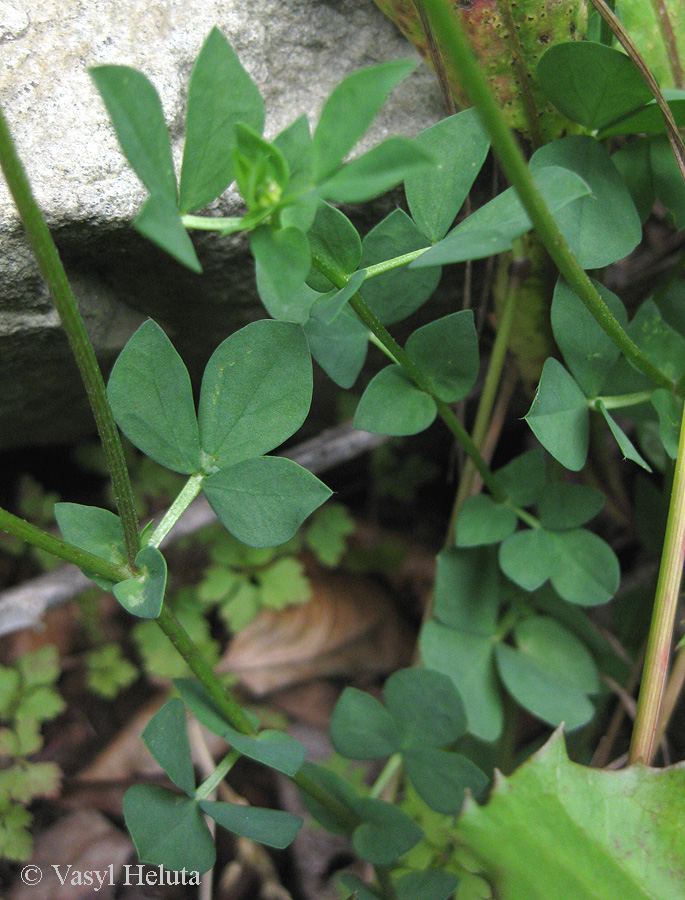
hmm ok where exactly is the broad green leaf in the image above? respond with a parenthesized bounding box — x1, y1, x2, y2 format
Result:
(384, 668, 467, 749)
(496, 448, 547, 507)
(174, 679, 305, 776)
(628, 298, 685, 384)
(134, 194, 202, 272)
(413, 167, 590, 266)
(354, 366, 437, 436)
(200, 800, 302, 848)
(318, 137, 431, 203)
(650, 136, 685, 229)
(299, 762, 360, 835)
(257, 557, 311, 609)
(141, 698, 195, 796)
(54, 503, 126, 589)
(404, 747, 489, 814)
(312, 59, 417, 181)
(530, 136, 641, 268)
(360, 209, 441, 325)
(310, 270, 367, 325)
(618, 0, 685, 89)
(498, 528, 558, 593)
(274, 115, 314, 197)
(330, 687, 402, 759)
(405, 311, 479, 402)
(551, 278, 628, 396)
(305, 305, 368, 388)
(405, 108, 490, 242)
(15, 646, 61, 689)
(113, 546, 167, 618)
(304, 503, 355, 566)
(597, 401, 653, 471)
(537, 483, 604, 531)
(651, 389, 683, 459)
(514, 616, 599, 694)
(434, 547, 501, 634)
(123, 785, 215, 873)
(396, 870, 461, 900)
(179, 28, 264, 213)
(250, 226, 317, 324)
(612, 138, 655, 223)
(456, 730, 685, 899)
(455, 495, 518, 547)
(198, 320, 312, 470)
(203, 456, 331, 547)
(90, 65, 177, 202)
(306, 201, 361, 291)
(537, 42, 652, 131)
(525, 359, 589, 471)
(4, 761, 61, 804)
(420, 622, 503, 743)
(108, 319, 201, 473)
(339, 874, 382, 900)
(352, 797, 423, 865)
(599, 90, 685, 137)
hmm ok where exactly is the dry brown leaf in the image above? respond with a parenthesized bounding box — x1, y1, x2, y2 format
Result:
(8, 809, 133, 900)
(220, 569, 414, 696)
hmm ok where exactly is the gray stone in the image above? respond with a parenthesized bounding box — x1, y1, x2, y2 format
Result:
(0, 0, 444, 450)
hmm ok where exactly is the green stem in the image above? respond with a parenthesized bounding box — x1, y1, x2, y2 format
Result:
(589, 391, 653, 411)
(418, 0, 676, 394)
(369, 753, 403, 799)
(629, 397, 685, 764)
(375, 866, 397, 900)
(0, 507, 130, 583)
(148, 474, 204, 549)
(309, 247, 506, 502)
(512, 505, 540, 529)
(364, 248, 428, 279)
(0, 105, 141, 567)
(195, 749, 240, 801)
(182, 214, 244, 231)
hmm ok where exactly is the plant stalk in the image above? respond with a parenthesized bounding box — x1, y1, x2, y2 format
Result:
(149, 474, 205, 548)
(0, 105, 140, 567)
(418, 0, 676, 394)
(630, 397, 685, 764)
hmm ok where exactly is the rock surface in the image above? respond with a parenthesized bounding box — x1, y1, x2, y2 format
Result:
(0, 0, 444, 449)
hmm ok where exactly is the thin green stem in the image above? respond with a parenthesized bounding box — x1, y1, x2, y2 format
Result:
(630, 398, 685, 764)
(148, 474, 204, 549)
(589, 391, 653, 411)
(309, 247, 506, 501)
(364, 248, 428, 279)
(512, 505, 540, 529)
(0, 507, 130, 583)
(182, 214, 244, 231)
(418, 0, 677, 394)
(195, 749, 240, 801)
(368, 330, 400, 363)
(0, 105, 140, 567)
(369, 753, 403, 799)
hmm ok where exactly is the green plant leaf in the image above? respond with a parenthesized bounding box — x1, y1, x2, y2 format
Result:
(617, 0, 685, 89)
(305, 305, 368, 388)
(551, 278, 629, 396)
(173, 679, 305, 776)
(309, 270, 367, 325)
(203, 456, 331, 547)
(434, 547, 501, 634)
(495, 615, 598, 729)
(413, 166, 590, 266)
(306, 201, 361, 291)
(318, 137, 431, 203)
(54, 502, 126, 588)
(339, 874, 382, 900)
(85, 644, 138, 699)
(179, 27, 264, 213)
(403, 747, 488, 814)
(107, 319, 201, 473)
(352, 797, 423, 865)
(385, 668, 467, 748)
(16, 646, 61, 690)
(612, 138, 655, 224)
(330, 687, 402, 759)
(199, 800, 302, 848)
(134, 193, 202, 272)
(312, 59, 416, 181)
(256, 557, 311, 609)
(525, 359, 589, 471)
(2, 761, 62, 804)
(113, 546, 167, 618)
(0, 799, 33, 861)
(455, 495, 518, 547)
(304, 503, 355, 566)
(537, 42, 653, 131)
(455, 730, 685, 899)
(250, 226, 317, 324)
(405, 108, 490, 242)
(650, 136, 685, 229)
(354, 366, 437, 436)
(405, 311, 479, 402)
(90, 65, 177, 202)
(232, 124, 289, 211)
(498, 528, 558, 592)
(496, 449, 547, 507)
(530, 136, 641, 268)
(299, 762, 360, 835)
(395, 870, 461, 900)
(651, 389, 682, 459)
(599, 90, 685, 137)
(198, 320, 312, 470)
(628, 299, 685, 383)
(537, 483, 604, 531)
(141, 698, 195, 797)
(123, 784, 215, 873)
(359, 209, 441, 325)
(596, 401, 652, 471)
